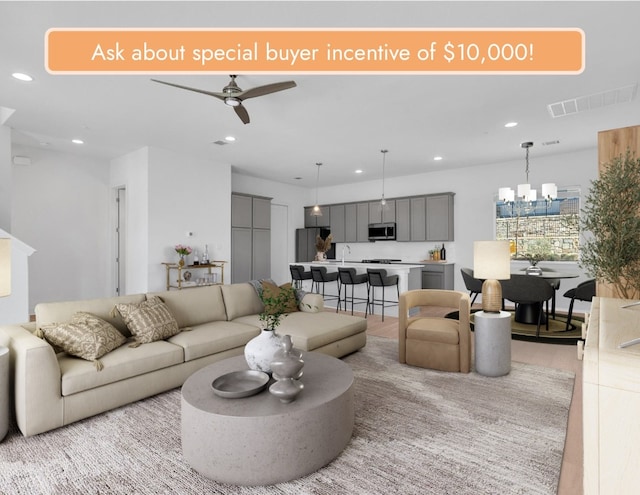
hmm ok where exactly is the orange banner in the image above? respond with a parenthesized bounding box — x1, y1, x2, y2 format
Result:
(45, 28, 584, 74)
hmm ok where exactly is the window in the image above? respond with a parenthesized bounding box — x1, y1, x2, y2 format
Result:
(495, 189, 580, 261)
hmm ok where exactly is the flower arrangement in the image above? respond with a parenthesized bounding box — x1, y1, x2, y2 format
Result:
(175, 244, 192, 257)
(315, 234, 333, 253)
(259, 284, 297, 331)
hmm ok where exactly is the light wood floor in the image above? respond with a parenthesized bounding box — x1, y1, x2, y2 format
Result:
(344, 306, 583, 495)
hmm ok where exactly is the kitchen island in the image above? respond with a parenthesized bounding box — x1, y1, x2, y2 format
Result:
(291, 261, 424, 317)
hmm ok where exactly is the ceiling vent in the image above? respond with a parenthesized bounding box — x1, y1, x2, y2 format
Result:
(547, 83, 637, 118)
(212, 140, 228, 146)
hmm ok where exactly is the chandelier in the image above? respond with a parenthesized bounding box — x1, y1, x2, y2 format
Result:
(498, 142, 557, 203)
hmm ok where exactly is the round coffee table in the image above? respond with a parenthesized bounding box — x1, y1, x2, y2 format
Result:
(181, 352, 354, 486)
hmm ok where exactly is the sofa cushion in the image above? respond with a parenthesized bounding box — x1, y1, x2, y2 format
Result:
(261, 281, 299, 314)
(232, 311, 367, 351)
(40, 312, 127, 368)
(114, 296, 180, 344)
(147, 285, 227, 328)
(167, 321, 260, 362)
(59, 340, 184, 396)
(220, 283, 264, 320)
(35, 293, 146, 337)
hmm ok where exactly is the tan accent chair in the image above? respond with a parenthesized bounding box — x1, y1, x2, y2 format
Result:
(399, 289, 471, 373)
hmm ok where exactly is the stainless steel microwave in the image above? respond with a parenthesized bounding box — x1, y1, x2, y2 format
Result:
(368, 222, 396, 241)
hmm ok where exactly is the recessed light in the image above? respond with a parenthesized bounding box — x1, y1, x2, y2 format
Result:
(433, 156, 443, 161)
(224, 136, 236, 142)
(12, 72, 33, 82)
(504, 122, 518, 128)
(355, 169, 363, 174)
(72, 139, 84, 144)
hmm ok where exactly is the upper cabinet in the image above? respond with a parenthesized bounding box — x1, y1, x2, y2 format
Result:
(231, 194, 253, 228)
(369, 200, 395, 224)
(252, 197, 271, 230)
(303, 192, 453, 243)
(330, 204, 346, 243)
(426, 193, 454, 241)
(304, 206, 331, 228)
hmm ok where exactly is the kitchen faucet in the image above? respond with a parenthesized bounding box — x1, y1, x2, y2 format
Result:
(342, 245, 351, 265)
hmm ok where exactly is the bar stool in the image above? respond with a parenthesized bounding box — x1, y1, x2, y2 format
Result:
(336, 267, 369, 315)
(366, 268, 399, 321)
(310, 266, 340, 303)
(290, 264, 312, 289)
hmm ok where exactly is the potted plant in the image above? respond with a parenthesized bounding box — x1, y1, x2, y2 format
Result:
(245, 283, 298, 373)
(579, 150, 640, 299)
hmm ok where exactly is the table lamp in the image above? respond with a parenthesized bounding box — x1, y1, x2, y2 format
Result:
(474, 240, 511, 313)
(0, 238, 10, 297)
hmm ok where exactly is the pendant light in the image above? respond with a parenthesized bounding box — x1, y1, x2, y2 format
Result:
(380, 149, 388, 206)
(498, 142, 557, 203)
(311, 162, 323, 216)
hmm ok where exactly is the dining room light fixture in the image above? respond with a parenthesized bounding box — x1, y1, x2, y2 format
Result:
(311, 162, 323, 217)
(498, 141, 557, 203)
(380, 149, 388, 206)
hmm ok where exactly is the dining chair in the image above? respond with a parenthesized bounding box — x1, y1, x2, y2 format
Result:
(460, 267, 483, 306)
(501, 274, 555, 338)
(563, 279, 596, 330)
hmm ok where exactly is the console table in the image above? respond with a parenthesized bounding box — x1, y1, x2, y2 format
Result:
(181, 352, 354, 485)
(162, 261, 226, 290)
(583, 297, 640, 494)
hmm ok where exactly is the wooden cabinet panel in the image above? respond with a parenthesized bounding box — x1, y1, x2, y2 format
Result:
(426, 194, 454, 241)
(421, 264, 454, 289)
(305, 206, 330, 228)
(345, 204, 358, 243)
(330, 204, 346, 243)
(231, 228, 252, 283)
(231, 194, 252, 228)
(410, 197, 427, 241)
(356, 203, 369, 242)
(252, 198, 271, 229)
(396, 199, 410, 242)
(252, 229, 271, 281)
(369, 200, 396, 224)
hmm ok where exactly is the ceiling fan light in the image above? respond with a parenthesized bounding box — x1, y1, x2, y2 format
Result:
(224, 97, 241, 107)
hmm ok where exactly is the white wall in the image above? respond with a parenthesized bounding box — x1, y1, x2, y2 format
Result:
(12, 145, 111, 312)
(0, 126, 11, 232)
(110, 147, 149, 295)
(146, 147, 231, 292)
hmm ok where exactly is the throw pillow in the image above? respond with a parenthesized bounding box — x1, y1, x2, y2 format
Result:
(40, 312, 127, 371)
(261, 281, 299, 314)
(114, 296, 180, 344)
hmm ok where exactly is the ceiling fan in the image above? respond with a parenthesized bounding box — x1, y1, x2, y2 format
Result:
(150, 75, 296, 124)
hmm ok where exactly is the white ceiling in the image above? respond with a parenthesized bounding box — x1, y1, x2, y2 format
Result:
(1, 1, 639, 188)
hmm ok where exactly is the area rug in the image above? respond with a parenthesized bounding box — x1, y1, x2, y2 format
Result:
(0, 336, 575, 495)
(469, 311, 583, 344)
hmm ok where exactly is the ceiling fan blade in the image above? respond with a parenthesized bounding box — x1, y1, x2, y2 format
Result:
(234, 104, 250, 124)
(240, 81, 297, 100)
(150, 79, 226, 102)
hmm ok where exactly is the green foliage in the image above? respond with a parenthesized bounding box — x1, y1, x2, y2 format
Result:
(579, 150, 640, 298)
(258, 285, 297, 330)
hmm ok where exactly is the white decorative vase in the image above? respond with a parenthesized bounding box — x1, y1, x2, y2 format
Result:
(244, 329, 282, 373)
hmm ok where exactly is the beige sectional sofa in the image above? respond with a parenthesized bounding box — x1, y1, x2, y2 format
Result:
(0, 283, 367, 437)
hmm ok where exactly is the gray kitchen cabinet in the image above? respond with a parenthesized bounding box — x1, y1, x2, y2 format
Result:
(369, 200, 395, 224)
(395, 199, 410, 241)
(330, 204, 346, 242)
(304, 206, 330, 228)
(231, 194, 252, 228)
(426, 193, 454, 241)
(252, 197, 271, 230)
(356, 203, 369, 242)
(410, 196, 427, 241)
(231, 193, 272, 282)
(252, 228, 271, 280)
(345, 204, 358, 243)
(231, 228, 252, 283)
(421, 263, 454, 290)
